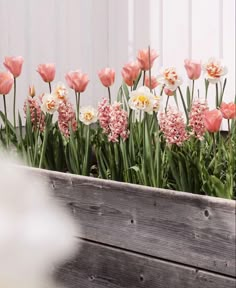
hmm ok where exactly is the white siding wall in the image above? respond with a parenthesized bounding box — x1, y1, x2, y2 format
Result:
(0, 0, 235, 123)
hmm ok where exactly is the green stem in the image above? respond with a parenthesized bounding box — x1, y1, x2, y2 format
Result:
(215, 83, 219, 108)
(160, 85, 165, 96)
(108, 87, 111, 104)
(142, 70, 146, 86)
(39, 114, 51, 168)
(165, 96, 170, 113)
(148, 45, 152, 92)
(178, 87, 189, 122)
(191, 80, 195, 101)
(13, 77, 16, 128)
(49, 82, 52, 93)
(3, 95, 9, 146)
(228, 119, 231, 135)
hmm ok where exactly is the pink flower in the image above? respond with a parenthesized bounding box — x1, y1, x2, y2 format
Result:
(98, 98, 129, 142)
(184, 59, 201, 80)
(220, 102, 236, 119)
(4, 56, 24, 78)
(189, 99, 209, 139)
(137, 48, 158, 71)
(37, 63, 56, 83)
(144, 76, 159, 90)
(65, 70, 89, 93)
(24, 96, 45, 131)
(98, 68, 115, 87)
(58, 101, 77, 137)
(204, 109, 223, 132)
(164, 88, 174, 96)
(0, 71, 14, 95)
(121, 61, 140, 86)
(159, 107, 189, 146)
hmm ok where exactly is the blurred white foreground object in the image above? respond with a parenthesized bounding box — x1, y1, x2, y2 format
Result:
(0, 153, 80, 288)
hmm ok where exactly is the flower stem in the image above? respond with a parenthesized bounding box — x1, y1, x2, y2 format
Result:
(49, 82, 52, 93)
(178, 87, 189, 122)
(215, 83, 219, 108)
(228, 119, 231, 134)
(108, 87, 111, 104)
(3, 95, 9, 146)
(39, 114, 51, 168)
(191, 80, 195, 101)
(143, 70, 146, 86)
(148, 45, 152, 92)
(13, 77, 16, 128)
(165, 96, 170, 113)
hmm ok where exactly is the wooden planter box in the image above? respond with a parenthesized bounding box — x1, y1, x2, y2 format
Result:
(28, 168, 235, 288)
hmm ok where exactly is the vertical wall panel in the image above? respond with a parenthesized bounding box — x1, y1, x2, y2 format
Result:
(222, 0, 235, 102)
(108, 0, 129, 101)
(192, 0, 221, 106)
(162, 0, 191, 108)
(0, 0, 235, 120)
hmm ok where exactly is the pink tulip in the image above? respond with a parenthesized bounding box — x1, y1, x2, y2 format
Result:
(0, 71, 14, 95)
(65, 70, 89, 93)
(220, 102, 236, 119)
(144, 75, 159, 89)
(204, 109, 223, 132)
(164, 88, 174, 96)
(4, 56, 24, 78)
(184, 59, 201, 80)
(121, 61, 140, 86)
(98, 68, 115, 87)
(137, 48, 158, 71)
(37, 63, 56, 83)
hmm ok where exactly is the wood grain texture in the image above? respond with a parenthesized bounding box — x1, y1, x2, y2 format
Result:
(25, 167, 236, 277)
(56, 239, 236, 288)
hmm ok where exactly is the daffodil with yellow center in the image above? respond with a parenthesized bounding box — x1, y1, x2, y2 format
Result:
(128, 86, 155, 114)
(79, 106, 98, 125)
(41, 93, 59, 114)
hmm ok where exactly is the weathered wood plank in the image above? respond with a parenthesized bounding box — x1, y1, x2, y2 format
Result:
(56, 239, 236, 288)
(26, 168, 236, 277)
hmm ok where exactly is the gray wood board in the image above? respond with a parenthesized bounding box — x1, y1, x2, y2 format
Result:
(26, 167, 236, 277)
(56, 239, 236, 288)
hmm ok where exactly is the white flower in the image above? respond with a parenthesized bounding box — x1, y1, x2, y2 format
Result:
(79, 106, 98, 125)
(128, 86, 155, 114)
(41, 93, 59, 114)
(157, 67, 183, 91)
(202, 58, 228, 84)
(52, 82, 68, 102)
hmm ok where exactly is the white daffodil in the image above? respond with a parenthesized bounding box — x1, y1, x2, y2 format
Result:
(53, 82, 68, 102)
(202, 58, 228, 84)
(79, 106, 98, 125)
(128, 86, 155, 114)
(41, 93, 59, 114)
(157, 67, 183, 91)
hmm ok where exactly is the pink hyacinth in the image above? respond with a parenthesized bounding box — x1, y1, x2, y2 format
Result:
(24, 96, 45, 131)
(98, 98, 129, 142)
(58, 101, 77, 137)
(189, 99, 209, 140)
(159, 107, 189, 146)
